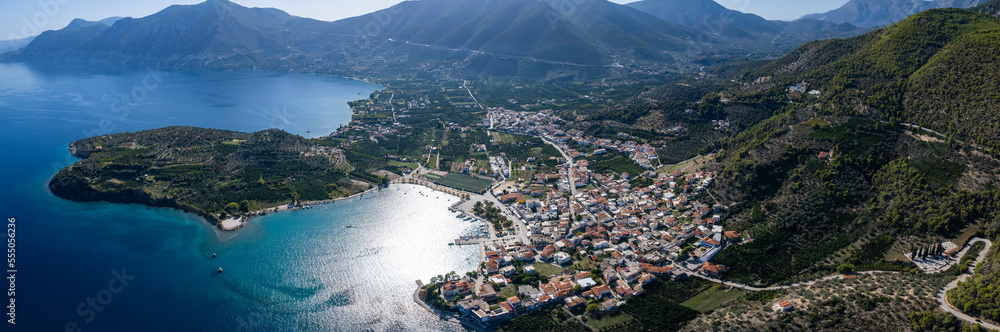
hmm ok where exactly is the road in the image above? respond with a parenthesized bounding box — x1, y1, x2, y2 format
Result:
(937, 238, 997, 330)
(462, 81, 484, 110)
(686, 237, 997, 329)
(541, 137, 576, 196)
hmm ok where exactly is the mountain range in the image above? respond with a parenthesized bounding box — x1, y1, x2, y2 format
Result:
(624, 0, 872, 57)
(5, 0, 992, 81)
(8, 0, 711, 79)
(0, 0, 870, 80)
(801, 0, 989, 27)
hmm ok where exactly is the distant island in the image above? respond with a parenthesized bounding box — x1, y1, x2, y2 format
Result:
(49, 126, 380, 229)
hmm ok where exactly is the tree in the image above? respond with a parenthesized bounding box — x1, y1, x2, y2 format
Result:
(586, 303, 601, 316)
(837, 263, 855, 274)
(226, 202, 240, 214)
(239, 200, 254, 212)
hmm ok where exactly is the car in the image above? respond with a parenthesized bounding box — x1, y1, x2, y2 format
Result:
(976, 319, 982, 323)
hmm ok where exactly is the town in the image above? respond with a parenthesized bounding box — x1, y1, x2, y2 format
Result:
(336, 85, 993, 332)
(406, 108, 740, 330)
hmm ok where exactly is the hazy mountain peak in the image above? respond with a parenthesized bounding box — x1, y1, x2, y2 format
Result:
(800, 0, 989, 27)
(626, 0, 781, 37)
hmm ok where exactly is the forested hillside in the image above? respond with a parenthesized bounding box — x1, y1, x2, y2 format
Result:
(949, 244, 1000, 321)
(736, 9, 1000, 155)
(49, 127, 364, 225)
(709, 108, 1000, 285)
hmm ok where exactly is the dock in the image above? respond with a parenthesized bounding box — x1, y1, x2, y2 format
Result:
(454, 238, 482, 246)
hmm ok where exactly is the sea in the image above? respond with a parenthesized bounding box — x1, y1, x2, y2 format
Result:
(0, 61, 481, 331)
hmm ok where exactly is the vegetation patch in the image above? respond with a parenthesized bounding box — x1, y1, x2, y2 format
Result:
(434, 173, 493, 192)
(49, 127, 361, 226)
(907, 157, 966, 188)
(681, 285, 747, 313)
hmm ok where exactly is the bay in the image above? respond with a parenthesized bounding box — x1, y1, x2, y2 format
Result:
(0, 62, 478, 331)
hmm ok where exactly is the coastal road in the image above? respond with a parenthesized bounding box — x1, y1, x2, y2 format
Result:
(937, 238, 997, 330)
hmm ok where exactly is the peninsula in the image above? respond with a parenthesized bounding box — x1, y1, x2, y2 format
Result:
(49, 126, 377, 228)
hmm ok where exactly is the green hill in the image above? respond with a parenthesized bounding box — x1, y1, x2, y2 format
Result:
(739, 8, 1000, 154)
(48, 127, 365, 226)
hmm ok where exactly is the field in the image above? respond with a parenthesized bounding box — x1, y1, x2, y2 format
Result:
(680, 285, 747, 313)
(532, 262, 566, 277)
(498, 284, 519, 299)
(907, 157, 966, 188)
(584, 312, 636, 330)
(434, 173, 493, 192)
(388, 160, 418, 170)
(657, 154, 713, 174)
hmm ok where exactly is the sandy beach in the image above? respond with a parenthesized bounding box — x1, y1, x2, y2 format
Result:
(216, 185, 386, 231)
(216, 175, 473, 231)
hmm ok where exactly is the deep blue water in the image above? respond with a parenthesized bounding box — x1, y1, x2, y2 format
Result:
(0, 62, 479, 331)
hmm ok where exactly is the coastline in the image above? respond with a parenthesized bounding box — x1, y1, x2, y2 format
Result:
(218, 184, 386, 231)
(220, 177, 475, 231)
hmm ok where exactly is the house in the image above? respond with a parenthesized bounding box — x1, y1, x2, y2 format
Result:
(554, 252, 572, 265)
(485, 261, 499, 274)
(564, 296, 586, 310)
(600, 299, 618, 312)
(701, 262, 724, 277)
(724, 231, 741, 242)
(772, 301, 794, 312)
(500, 266, 517, 277)
(490, 274, 508, 286)
(442, 280, 472, 298)
(457, 298, 488, 316)
(518, 285, 542, 299)
(477, 284, 498, 302)
(576, 278, 597, 289)
(700, 237, 721, 248)
(699, 247, 721, 264)
(522, 265, 537, 274)
(591, 285, 612, 299)
(500, 193, 525, 204)
(506, 296, 525, 315)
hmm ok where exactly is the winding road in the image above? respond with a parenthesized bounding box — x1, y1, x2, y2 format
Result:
(937, 238, 997, 330)
(689, 238, 995, 328)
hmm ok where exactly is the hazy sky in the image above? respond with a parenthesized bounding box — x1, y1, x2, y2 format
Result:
(0, 0, 850, 41)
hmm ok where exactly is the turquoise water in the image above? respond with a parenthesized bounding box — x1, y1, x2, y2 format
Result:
(0, 62, 478, 331)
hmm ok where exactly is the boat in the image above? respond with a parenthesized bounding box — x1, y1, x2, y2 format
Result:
(211, 253, 216, 259)
(217, 267, 224, 273)
(346, 225, 353, 229)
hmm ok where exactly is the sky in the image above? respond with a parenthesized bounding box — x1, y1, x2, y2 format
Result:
(0, 0, 850, 42)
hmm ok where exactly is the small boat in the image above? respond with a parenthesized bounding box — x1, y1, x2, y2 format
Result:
(346, 225, 353, 229)
(217, 267, 224, 273)
(211, 253, 217, 259)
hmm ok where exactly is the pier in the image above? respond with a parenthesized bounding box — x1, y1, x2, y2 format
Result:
(453, 238, 482, 246)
